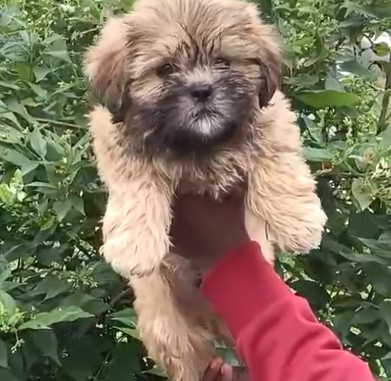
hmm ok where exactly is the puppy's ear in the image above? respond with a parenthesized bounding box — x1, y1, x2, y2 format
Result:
(258, 60, 282, 109)
(83, 16, 132, 121)
(245, 4, 283, 109)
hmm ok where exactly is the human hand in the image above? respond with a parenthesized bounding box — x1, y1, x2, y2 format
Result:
(202, 358, 249, 381)
(169, 183, 249, 273)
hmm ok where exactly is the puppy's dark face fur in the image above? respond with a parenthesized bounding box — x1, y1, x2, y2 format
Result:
(85, 0, 282, 157)
(131, 42, 258, 155)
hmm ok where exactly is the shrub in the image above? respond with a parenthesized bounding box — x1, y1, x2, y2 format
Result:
(0, 0, 390, 380)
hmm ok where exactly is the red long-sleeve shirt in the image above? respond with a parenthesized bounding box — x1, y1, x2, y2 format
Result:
(201, 241, 374, 381)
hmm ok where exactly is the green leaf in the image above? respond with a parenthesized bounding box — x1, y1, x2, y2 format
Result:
(4, 244, 32, 262)
(53, 199, 73, 222)
(0, 81, 20, 91)
(0, 290, 17, 316)
(68, 194, 85, 215)
(366, 6, 391, 19)
(342, 1, 376, 18)
(285, 74, 319, 86)
(0, 268, 12, 286)
(353, 305, 380, 324)
(117, 327, 140, 339)
(61, 293, 109, 315)
(18, 307, 93, 330)
(105, 342, 141, 381)
(0, 125, 23, 144)
(14, 62, 32, 81)
(383, 352, 391, 361)
(43, 36, 71, 63)
(0, 112, 22, 129)
(332, 311, 355, 339)
(379, 302, 391, 335)
(255, 0, 274, 19)
(351, 178, 372, 211)
(0, 339, 8, 368)
(291, 280, 330, 310)
(25, 329, 60, 365)
(364, 264, 391, 296)
(358, 234, 391, 257)
(339, 61, 377, 79)
(108, 308, 137, 328)
(303, 147, 332, 162)
(29, 129, 47, 158)
(25, 182, 57, 189)
(7, 348, 23, 381)
(348, 210, 380, 239)
(1, 149, 31, 167)
(1, 281, 23, 293)
(296, 90, 359, 108)
(215, 345, 240, 366)
(378, 125, 391, 150)
(4, 98, 35, 123)
(0, 148, 38, 175)
(28, 83, 48, 98)
(322, 236, 389, 265)
(33, 66, 53, 82)
(373, 42, 390, 58)
(325, 75, 344, 92)
(61, 339, 103, 380)
(30, 276, 70, 301)
(20, 161, 39, 176)
(0, 369, 18, 381)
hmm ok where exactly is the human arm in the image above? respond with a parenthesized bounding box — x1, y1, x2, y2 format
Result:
(170, 191, 374, 381)
(201, 240, 374, 381)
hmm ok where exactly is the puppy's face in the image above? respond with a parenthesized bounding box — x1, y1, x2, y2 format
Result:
(85, 0, 282, 156)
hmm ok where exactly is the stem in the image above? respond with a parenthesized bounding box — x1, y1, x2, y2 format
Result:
(92, 353, 110, 381)
(34, 118, 85, 129)
(378, 71, 391, 133)
(109, 287, 134, 307)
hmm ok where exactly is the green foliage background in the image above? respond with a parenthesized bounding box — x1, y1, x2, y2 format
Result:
(0, 0, 390, 380)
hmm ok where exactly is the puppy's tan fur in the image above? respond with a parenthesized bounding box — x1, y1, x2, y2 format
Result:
(84, 0, 327, 380)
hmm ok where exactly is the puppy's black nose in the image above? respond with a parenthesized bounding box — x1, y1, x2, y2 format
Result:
(190, 84, 212, 101)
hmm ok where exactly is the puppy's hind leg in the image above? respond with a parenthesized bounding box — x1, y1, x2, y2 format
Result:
(131, 271, 217, 381)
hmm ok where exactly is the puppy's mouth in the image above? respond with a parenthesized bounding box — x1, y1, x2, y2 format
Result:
(188, 107, 234, 138)
(136, 105, 241, 155)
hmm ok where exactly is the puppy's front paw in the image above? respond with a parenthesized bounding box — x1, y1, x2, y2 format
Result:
(100, 185, 172, 279)
(101, 235, 166, 278)
(274, 202, 327, 254)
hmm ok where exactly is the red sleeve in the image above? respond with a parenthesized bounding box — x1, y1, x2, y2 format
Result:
(200, 241, 374, 381)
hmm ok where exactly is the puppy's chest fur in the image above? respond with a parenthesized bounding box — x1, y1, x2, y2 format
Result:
(117, 107, 267, 196)
(149, 138, 261, 196)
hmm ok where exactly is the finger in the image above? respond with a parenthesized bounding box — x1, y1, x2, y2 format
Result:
(232, 366, 249, 381)
(202, 358, 224, 381)
(227, 180, 247, 200)
(220, 364, 234, 381)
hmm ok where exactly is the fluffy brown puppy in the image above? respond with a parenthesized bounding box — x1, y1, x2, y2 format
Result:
(84, 0, 327, 380)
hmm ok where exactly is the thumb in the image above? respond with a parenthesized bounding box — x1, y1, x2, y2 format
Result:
(227, 179, 248, 200)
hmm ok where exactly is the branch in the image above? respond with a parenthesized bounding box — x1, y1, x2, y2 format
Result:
(378, 57, 391, 134)
(34, 117, 86, 129)
(378, 73, 391, 131)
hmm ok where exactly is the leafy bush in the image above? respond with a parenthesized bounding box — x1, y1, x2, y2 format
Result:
(0, 0, 390, 380)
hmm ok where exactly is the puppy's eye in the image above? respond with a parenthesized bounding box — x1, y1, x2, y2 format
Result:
(157, 63, 176, 77)
(215, 57, 230, 67)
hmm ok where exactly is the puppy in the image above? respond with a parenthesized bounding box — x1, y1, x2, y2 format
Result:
(84, 0, 327, 380)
